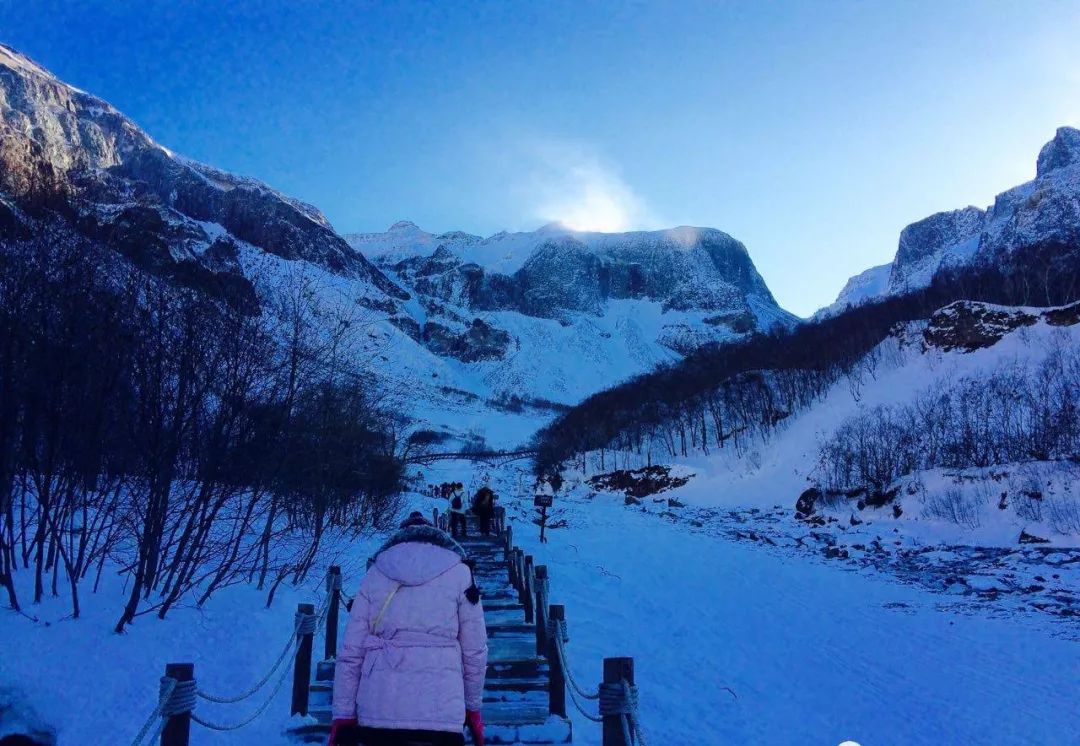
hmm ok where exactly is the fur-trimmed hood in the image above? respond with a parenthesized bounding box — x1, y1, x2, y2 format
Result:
(366, 525, 468, 587)
(369, 525, 466, 566)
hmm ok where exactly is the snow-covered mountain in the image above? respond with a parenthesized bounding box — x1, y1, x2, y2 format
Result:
(0, 43, 792, 447)
(347, 220, 794, 359)
(821, 126, 1080, 316)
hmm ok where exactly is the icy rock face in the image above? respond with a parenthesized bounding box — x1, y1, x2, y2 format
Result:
(980, 130, 1080, 261)
(815, 263, 891, 318)
(0, 43, 405, 306)
(888, 206, 987, 293)
(351, 220, 793, 363)
(515, 236, 606, 316)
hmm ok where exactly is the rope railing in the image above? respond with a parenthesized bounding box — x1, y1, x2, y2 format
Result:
(530, 566, 650, 746)
(129, 676, 179, 746)
(192, 606, 312, 705)
(130, 571, 335, 746)
(548, 618, 599, 702)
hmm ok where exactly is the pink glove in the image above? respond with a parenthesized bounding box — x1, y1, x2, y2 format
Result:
(327, 718, 357, 745)
(465, 709, 485, 745)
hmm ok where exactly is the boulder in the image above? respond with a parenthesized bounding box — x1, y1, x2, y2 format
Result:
(795, 487, 821, 518)
(1019, 529, 1050, 544)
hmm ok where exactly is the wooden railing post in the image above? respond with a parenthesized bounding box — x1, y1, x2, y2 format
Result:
(509, 547, 519, 590)
(291, 602, 315, 716)
(547, 605, 566, 718)
(602, 657, 635, 746)
(523, 555, 535, 624)
(325, 566, 341, 660)
(534, 565, 549, 656)
(513, 549, 525, 597)
(161, 662, 193, 746)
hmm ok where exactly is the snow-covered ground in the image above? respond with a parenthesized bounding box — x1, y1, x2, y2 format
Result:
(423, 460, 1080, 745)
(3, 459, 1077, 745)
(0, 529, 384, 745)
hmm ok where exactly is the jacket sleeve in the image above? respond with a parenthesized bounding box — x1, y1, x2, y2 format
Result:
(458, 573, 489, 711)
(332, 581, 372, 720)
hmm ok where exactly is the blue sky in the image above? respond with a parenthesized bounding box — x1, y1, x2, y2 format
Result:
(3, 1, 1078, 315)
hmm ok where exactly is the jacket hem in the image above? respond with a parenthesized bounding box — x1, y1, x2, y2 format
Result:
(358, 716, 461, 733)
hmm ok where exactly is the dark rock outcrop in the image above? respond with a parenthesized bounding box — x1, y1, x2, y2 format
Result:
(1019, 529, 1050, 544)
(420, 318, 512, 362)
(924, 300, 1080, 352)
(795, 488, 821, 518)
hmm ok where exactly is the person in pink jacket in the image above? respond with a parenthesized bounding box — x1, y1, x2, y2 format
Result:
(330, 512, 488, 746)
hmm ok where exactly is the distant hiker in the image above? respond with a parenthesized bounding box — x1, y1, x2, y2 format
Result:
(471, 486, 496, 537)
(449, 485, 468, 539)
(331, 512, 487, 746)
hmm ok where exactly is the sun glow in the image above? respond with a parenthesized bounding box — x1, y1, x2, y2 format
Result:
(525, 139, 654, 233)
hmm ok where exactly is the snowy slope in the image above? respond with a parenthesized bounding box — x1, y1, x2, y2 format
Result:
(813, 262, 890, 318)
(605, 302, 1080, 549)
(6, 462, 1078, 745)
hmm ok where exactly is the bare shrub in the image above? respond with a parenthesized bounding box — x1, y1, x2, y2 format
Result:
(1045, 495, 1080, 535)
(923, 488, 982, 528)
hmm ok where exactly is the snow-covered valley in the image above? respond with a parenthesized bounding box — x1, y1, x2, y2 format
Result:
(2, 37, 1080, 746)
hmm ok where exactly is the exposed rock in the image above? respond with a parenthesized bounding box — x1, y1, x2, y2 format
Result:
(0, 43, 406, 309)
(823, 126, 1080, 314)
(924, 300, 1080, 352)
(349, 219, 796, 364)
(890, 207, 986, 292)
(588, 465, 694, 498)
(795, 487, 822, 518)
(1036, 126, 1080, 177)
(1019, 529, 1051, 544)
(420, 318, 512, 362)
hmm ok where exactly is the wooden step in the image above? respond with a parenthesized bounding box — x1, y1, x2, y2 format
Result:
(485, 607, 528, 625)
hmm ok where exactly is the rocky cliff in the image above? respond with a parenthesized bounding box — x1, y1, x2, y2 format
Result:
(823, 126, 1080, 315)
(0, 43, 405, 309)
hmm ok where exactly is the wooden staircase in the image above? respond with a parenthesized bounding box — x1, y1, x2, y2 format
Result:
(289, 513, 572, 744)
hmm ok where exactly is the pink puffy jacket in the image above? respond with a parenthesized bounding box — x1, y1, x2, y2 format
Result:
(332, 528, 488, 732)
